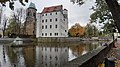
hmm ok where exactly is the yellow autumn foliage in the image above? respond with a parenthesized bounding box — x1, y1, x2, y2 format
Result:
(69, 23, 85, 37)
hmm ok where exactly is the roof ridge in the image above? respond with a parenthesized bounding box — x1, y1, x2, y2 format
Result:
(44, 5, 62, 8)
(41, 5, 63, 13)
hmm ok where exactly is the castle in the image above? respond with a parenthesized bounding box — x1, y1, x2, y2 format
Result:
(36, 5, 68, 37)
(24, 3, 68, 37)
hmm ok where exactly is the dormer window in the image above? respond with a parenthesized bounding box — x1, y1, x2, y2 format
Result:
(50, 13, 52, 15)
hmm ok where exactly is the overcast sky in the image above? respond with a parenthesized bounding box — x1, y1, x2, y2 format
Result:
(3, 0, 95, 29)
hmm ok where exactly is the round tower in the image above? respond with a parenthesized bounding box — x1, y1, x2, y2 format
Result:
(26, 2, 37, 20)
(24, 2, 37, 36)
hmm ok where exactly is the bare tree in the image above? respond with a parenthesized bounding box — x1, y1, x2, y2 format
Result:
(2, 14, 8, 38)
(12, 7, 26, 36)
(0, 5, 3, 24)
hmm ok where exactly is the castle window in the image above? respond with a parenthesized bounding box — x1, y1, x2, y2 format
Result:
(42, 20, 44, 23)
(42, 26, 44, 29)
(55, 33, 56, 36)
(45, 33, 47, 36)
(55, 18, 57, 22)
(65, 30, 66, 32)
(50, 33, 52, 36)
(55, 33, 58, 36)
(55, 25, 57, 28)
(42, 14, 44, 16)
(50, 25, 52, 29)
(45, 25, 47, 29)
(42, 33, 44, 36)
(55, 56, 58, 60)
(56, 33, 58, 36)
(56, 12, 57, 15)
(64, 19, 65, 21)
(46, 13, 47, 16)
(50, 19, 52, 22)
(45, 19, 47, 22)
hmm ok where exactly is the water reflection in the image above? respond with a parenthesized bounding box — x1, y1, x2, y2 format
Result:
(0, 41, 104, 67)
(36, 44, 68, 67)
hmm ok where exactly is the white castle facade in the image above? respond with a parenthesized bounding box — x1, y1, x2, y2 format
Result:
(36, 5, 68, 37)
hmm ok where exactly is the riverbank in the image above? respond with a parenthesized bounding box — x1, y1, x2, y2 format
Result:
(0, 38, 35, 44)
(108, 38, 120, 67)
(38, 37, 111, 43)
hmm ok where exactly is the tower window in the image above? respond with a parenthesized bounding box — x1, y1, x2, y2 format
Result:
(42, 14, 44, 16)
(27, 12, 30, 16)
(33, 13, 36, 17)
(33, 31, 34, 34)
(46, 13, 47, 16)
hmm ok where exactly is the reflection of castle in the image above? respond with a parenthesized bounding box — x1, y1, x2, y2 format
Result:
(23, 46, 36, 67)
(36, 45, 68, 67)
(6, 46, 36, 67)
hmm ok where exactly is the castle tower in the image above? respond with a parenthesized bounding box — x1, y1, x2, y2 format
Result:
(24, 2, 37, 36)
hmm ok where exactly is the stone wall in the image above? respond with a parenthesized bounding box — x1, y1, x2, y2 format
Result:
(38, 37, 82, 43)
(63, 40, 115, 67)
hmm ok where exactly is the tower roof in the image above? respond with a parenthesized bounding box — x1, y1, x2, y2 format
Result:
(28, 2, 36, 10)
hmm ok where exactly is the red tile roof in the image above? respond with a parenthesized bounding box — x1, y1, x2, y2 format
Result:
(42, 5, 63, 13)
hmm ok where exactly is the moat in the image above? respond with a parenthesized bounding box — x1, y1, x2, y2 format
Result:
(0, 41, 107, 67)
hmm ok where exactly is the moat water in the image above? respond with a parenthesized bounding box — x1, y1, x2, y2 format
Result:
(0, 41, 107, 67)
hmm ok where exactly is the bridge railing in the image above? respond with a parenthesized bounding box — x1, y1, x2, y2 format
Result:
(63, 39, 116, 67)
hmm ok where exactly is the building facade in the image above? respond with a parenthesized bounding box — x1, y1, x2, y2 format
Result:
(36, 5, 68, 37)
(24, 2, 37, 36)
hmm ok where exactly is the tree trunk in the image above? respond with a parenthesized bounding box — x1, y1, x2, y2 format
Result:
(105, 0, 120, 33)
